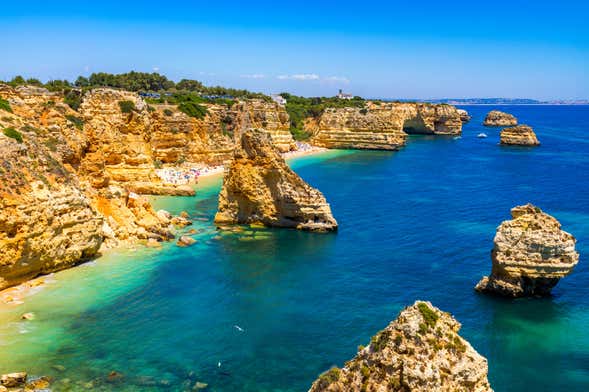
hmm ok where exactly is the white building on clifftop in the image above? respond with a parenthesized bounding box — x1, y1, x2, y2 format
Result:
(271, 94, 287, 106)
(337, 89, 353, 100)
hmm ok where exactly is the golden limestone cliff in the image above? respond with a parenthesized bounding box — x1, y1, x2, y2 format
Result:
(306, 102, 463, 150)
(149, 103, 235, 166)
(476, 204, 579, 297)
(499, 125, 540, 146)
(0, 85, 175, 288)
(149, 99, 294, 166)
(0, 117, 102, 290)
(0, 84, 299, 289)
(78, 88, 194, 196)
(214, 130, 337, 231)
(309, 301, 492, 392)
(234, 99, 295, 152)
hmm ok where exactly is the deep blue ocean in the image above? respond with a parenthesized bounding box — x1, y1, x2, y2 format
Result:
(0, 105, 588, 391)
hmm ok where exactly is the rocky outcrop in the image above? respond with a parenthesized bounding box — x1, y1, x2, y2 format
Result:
(0, 123, 103, 290)
(91, 188, 175, 248)
(307, 102, 462, 150)
(457, 109, 471, 123)
(214, 130, 337, 231)
(476, 204, 579, 297)
(499, 125, 540, 146)
(483, 110, 517, 127)
(309, 301, 492, 392)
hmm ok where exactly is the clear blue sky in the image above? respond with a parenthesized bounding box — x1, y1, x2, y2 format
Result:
(3, 0, 588, 99)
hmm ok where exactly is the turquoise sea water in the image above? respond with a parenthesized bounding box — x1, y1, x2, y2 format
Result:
(0, 105, 588, 391)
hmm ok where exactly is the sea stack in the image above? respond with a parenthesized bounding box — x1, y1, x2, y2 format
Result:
(476, 204, 579, 297)
(309, 301, 493, 392)
(214, 129, 337, 232)
(500, 125, 540, 146)
(483, 110, 517, 126)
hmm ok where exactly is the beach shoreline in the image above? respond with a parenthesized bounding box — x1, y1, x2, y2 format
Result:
(0, 146, 331, 308)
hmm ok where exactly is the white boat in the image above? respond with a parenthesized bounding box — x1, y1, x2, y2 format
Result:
(477, 133, 488, 138)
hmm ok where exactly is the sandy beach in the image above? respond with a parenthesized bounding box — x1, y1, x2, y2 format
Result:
(157, 144, 328, 182)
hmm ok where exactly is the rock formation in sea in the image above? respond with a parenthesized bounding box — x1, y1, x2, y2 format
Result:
(309, 301, 493, 392)
(305, 102, 463, 150)
(476, 204, 579, 297)
(499, 125, 540, 146)
(457, 109, 471, 123)
(483, 110, 518, 127)
(214, 129, 337, 231)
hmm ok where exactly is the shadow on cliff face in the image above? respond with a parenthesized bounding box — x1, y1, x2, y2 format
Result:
(403, 115, 431, 135)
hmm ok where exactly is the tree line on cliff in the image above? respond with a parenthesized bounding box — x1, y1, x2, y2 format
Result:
(2, 72, 368, 140)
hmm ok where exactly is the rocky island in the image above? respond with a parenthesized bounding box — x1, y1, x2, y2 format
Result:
(476, 204, 579, 297)
(309, 301, 493, 392)
(214, 130, 337, 231)
(499, 125, 540, 146)
(483, 110, 518, 127)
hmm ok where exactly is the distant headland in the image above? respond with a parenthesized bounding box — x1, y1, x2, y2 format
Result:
(378, 97, 589, 105)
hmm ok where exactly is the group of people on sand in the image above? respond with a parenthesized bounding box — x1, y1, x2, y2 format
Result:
(155, 166, 224, 185)
(156, 143, 321, 185)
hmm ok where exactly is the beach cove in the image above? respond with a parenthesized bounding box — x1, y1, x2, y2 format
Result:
(0, 106, 588, 391)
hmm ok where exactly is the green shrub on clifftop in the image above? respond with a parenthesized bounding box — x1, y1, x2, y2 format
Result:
(417, 302, 439, 328)
(65, 115, 84, 130)
(178, 101, 208, 119)
(64, 90, 82, 110)
(318, 367, 341, 387)
(118, 100, 136, 114)
(3, 127, 23, 143)
(0, 98, 12, 113)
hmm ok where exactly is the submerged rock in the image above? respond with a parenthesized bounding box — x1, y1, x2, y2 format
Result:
(146, 238, 162, 248)
(106, 370, 124, 383)
(176, 235, 197, 247)
(214, 129, 337, 231)
(25, 376, 52, 390)
(476, 204, 579, 297)
(483, 110, 517, 126)
(309, 301, 492, 392)
(500, 125, 540, 146)
(21, 312, 35, 321)
(1, 372, 27, 387)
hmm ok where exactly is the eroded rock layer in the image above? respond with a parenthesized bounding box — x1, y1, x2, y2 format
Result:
(476, 204, 579, 297)
(309, 301, 493, 392)
(500, 125, 540, 146)
(483, 110, 517, 127)
(214, 130, 337, 231)
(307, 102, 463, 150)
(0, 121, 103, 290)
